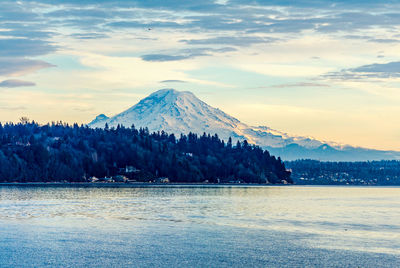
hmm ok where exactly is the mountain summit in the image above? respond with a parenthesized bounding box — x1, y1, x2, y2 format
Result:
(90, 89, 246, 139)
(89, 89, 400, 161)
(89, 88, 321, 148)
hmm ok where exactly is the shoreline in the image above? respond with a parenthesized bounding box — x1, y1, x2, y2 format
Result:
(0, 182, 398, 188)
(0, 182, 280, 188)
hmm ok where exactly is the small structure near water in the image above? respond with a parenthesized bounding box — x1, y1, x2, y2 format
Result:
(154, 177, 169, 183)
(113, 175, 129, 183)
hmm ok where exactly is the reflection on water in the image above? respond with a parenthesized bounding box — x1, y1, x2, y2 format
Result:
(0, 186, 399, 267)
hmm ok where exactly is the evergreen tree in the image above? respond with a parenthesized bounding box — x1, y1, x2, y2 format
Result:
(0, 121, 292, 184)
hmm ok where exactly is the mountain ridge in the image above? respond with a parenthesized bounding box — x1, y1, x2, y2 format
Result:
(89, 89, 400, 161)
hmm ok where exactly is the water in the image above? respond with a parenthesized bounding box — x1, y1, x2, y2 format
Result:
(0, 185, 399, 267)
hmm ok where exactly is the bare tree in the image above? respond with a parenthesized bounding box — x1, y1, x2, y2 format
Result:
(20, 116, 30, 124)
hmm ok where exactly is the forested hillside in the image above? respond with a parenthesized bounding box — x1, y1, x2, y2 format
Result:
(0, 121, 291, 183)
(287, 160, 400, 185)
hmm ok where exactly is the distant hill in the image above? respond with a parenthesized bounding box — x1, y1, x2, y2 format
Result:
(0, 122, 290, 184)
(286, 159, 400, 185)
(89, 88, 400, 161)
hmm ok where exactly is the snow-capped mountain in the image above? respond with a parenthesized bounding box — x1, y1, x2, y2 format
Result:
(89, 89, 400, 161)
(89, 114, 109, 126)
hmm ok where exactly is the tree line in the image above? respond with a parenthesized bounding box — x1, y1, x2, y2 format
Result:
(0, 121, 291, 183)
(286, 159, 400, 185)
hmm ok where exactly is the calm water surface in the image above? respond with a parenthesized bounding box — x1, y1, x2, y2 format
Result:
(0, 185, 399, 267)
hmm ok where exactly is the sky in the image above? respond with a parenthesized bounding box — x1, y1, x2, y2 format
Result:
(0, 0, 400, 150)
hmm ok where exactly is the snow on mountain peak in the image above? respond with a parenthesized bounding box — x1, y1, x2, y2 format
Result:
(89, 88, 243, 139)
(88, 88, 400, 161)
(148, 88, 192, 97)
(89, 113, 109, 126)
(88, 88, 324, 148)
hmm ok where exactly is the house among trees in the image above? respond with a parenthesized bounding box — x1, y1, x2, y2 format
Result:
(0, 121, 291, 184)
(154, 177, 169, 183)
(98, 177, 113, 183)
(118, 166, 140, 174)
(113, 175, 129, 183)
(89, 176, 99, 182)
(125, 166, 139, 173)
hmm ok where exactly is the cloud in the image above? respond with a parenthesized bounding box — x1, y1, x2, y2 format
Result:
(369, 38, 399, 43)
(343, 35, 400, 43)
(0, 29, 54, 39)
(323, 61, 400, 81)
(69, 33, 109, 39)
(343, 35, 370, 40)
(3, 0, 400, 50)
(46, 8, 111, 18)
(27, 0, 220, 10)
(160, 80, 187, 83)
(0, 79, 36, 88)
(181, 36, 277, 47)
(107, 21, 183, 29)
(0, 1, 39, 22)
(0, 39, 57, 57)
(314, 12, 400, 33)
(141, 47, 236, 62)
(0, 58, 55, 77)
(271, 82, 330, 88)
(4, 0, 400, 38)
(352, 62, 400, 74)
(141, 54, 192, 62)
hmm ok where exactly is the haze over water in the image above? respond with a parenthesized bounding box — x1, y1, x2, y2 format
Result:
(1, 185, 399, 267)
